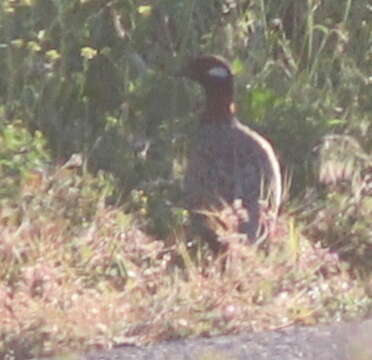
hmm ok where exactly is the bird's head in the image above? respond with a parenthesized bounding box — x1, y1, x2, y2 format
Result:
(179, 55, 234, 96)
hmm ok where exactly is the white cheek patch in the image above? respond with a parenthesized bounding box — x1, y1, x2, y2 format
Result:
(207, 66, 229, 78)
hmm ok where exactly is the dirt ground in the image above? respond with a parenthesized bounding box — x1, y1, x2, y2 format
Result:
(70, 318, 372, 360)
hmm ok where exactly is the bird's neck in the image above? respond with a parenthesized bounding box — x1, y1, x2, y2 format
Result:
(203, 88, 236, 123)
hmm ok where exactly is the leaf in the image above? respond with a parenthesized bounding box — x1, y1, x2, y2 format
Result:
(138, 5, 152, 16)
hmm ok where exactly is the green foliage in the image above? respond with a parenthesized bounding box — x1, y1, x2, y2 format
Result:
(1, 0, 370, 200)
(0, 113, 49, 199)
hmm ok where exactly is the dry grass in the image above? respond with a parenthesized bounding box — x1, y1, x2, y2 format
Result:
(0, 158, 370, 359)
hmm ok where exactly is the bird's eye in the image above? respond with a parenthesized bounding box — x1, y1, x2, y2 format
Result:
(207, 66, 229, 78)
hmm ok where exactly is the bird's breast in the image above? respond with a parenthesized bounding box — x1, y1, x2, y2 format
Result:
(184, 122, 264, 209)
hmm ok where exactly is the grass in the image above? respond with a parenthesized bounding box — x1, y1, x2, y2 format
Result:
(0, 146, 370, 358)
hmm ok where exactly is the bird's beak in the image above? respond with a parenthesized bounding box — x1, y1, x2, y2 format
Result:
(174, 56, 194, 78)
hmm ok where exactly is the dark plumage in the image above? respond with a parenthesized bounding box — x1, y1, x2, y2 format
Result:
(181, 55, 282, 243)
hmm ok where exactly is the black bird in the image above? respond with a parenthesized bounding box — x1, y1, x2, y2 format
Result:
(180, 55, 282, 245)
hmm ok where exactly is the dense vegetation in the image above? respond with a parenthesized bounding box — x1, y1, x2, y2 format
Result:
(0, 0, 371, 358)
